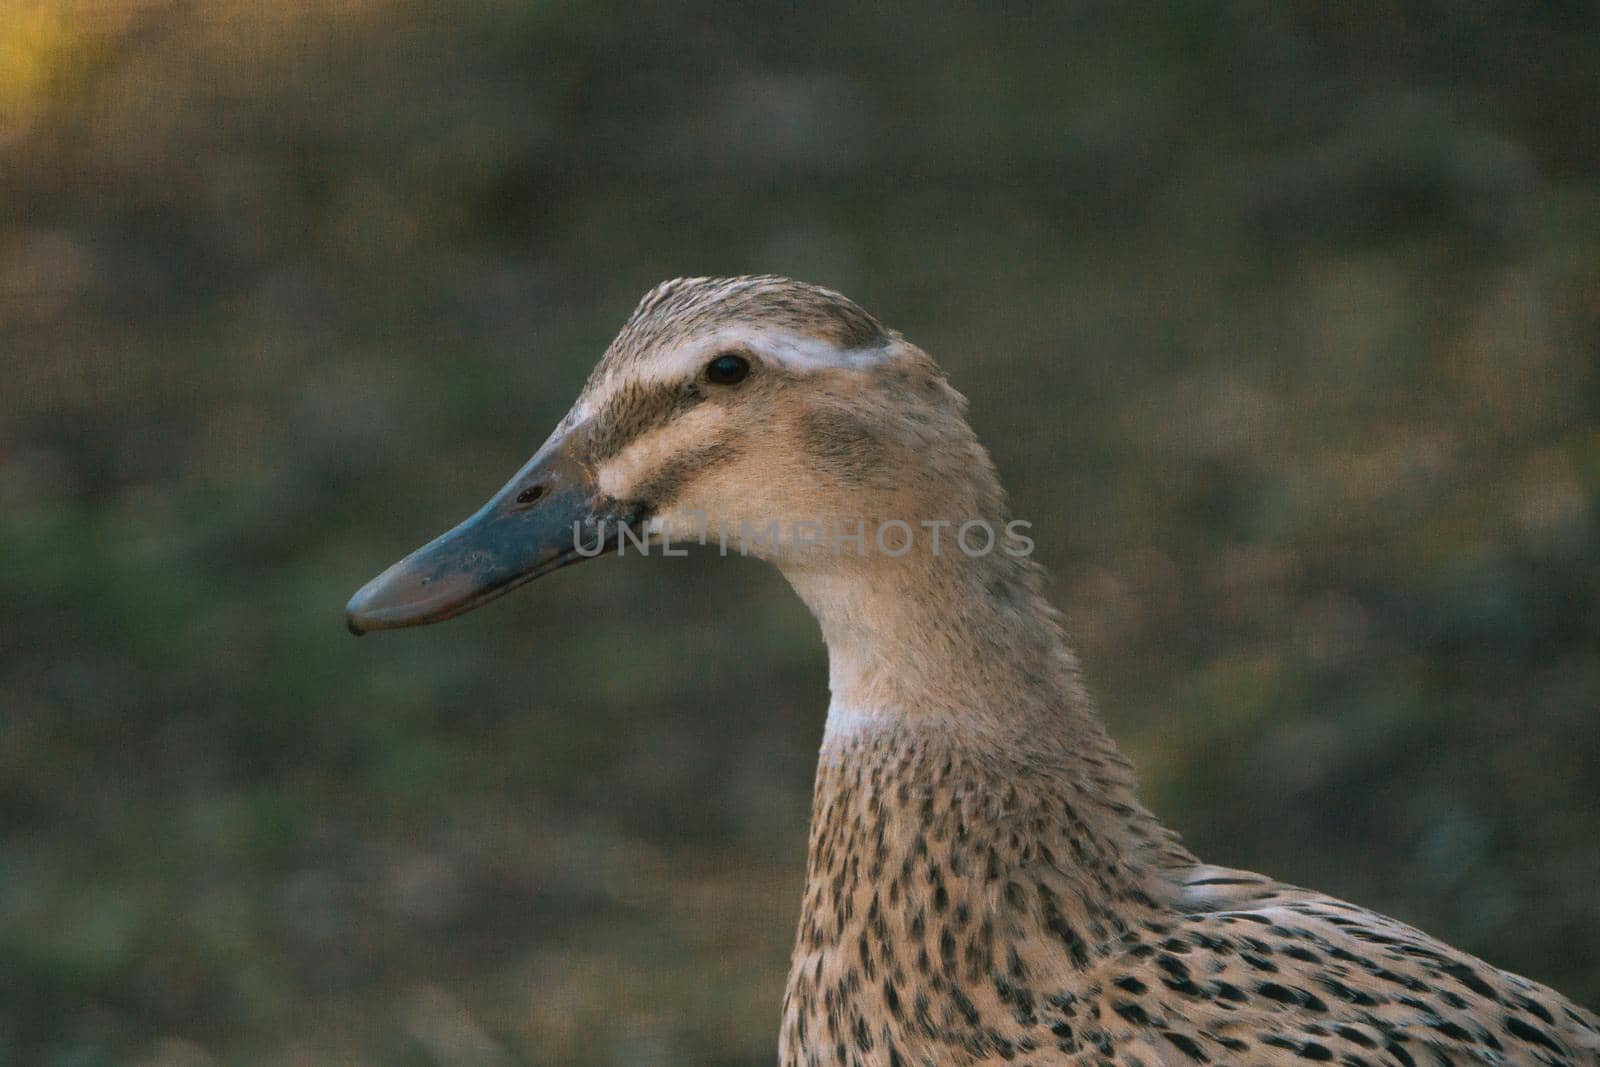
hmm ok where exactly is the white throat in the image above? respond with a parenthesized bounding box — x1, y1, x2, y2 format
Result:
(821, 699, 903, 747)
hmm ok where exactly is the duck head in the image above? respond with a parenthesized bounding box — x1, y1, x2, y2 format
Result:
(345, 275, 1003, 634)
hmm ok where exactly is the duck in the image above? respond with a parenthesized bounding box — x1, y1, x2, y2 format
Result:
(346, 276, 1600, 1066)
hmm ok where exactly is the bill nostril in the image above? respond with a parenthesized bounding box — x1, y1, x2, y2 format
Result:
(516, 485, 544, 505)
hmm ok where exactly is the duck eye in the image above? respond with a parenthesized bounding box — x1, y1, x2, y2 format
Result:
(705, 353, 750, 385)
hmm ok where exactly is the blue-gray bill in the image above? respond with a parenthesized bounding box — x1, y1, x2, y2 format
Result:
(344, 433, 616, 634)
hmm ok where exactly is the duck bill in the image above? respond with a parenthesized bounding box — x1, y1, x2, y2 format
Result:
(345, 428, 617, 634)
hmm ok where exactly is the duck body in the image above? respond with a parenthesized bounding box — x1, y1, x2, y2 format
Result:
(783, 720, 1600, 1066)
(344, 276, 1600, 1067)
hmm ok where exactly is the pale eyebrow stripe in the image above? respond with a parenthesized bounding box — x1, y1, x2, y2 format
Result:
(748, 329, 893, 371)
(621, 327, 893, 389)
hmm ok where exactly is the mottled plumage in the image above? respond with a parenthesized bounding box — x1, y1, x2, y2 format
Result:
(784, 724, 1599, 1066)
(352, 276, 1600, 1066)
(604, 279, 1600, 1066)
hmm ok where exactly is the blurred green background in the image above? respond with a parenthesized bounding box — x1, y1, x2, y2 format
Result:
(3, 3, 1598, 1064)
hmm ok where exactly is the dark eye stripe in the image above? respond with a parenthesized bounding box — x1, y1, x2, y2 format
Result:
(628, 438, 742, 513)
(586, 379, 705, 463)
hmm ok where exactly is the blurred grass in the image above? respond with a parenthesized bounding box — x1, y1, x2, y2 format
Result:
(1, 2, 1598, 1064)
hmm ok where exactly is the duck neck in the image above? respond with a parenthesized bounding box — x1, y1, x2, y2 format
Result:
(782, 535, 1111, 753)
(778, 540, 1190, 1061)
(779, 534, 1169, 863)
